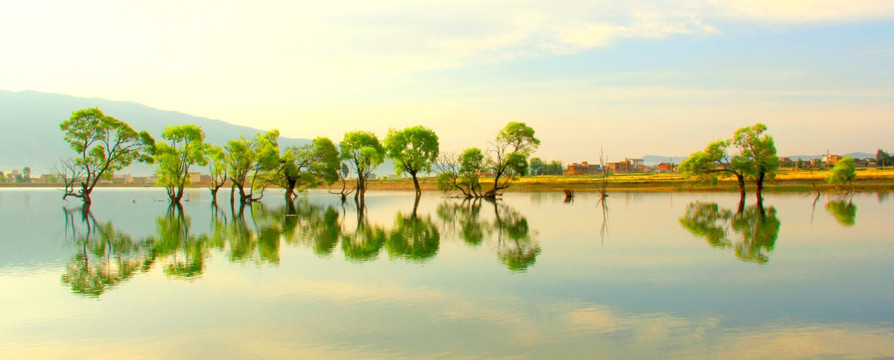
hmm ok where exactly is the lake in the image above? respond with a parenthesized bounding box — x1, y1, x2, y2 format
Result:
(1, 188, 893, 359)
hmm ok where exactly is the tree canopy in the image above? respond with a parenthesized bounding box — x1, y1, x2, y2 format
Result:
(226, 130, 280, 204)
(152, 124, 207, 204)
(384, 126, 439, 195)
(484, 122, 540, 198)
(731, 123, 780, 198)
(680, 123, 779, 200)
(340, 130, 386, 200)
(278, 137, 340, 199)
(828, 156, 856, 190)
(58, 107, 154, 205)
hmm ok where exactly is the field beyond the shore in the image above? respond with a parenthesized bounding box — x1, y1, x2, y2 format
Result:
(354, 168, 894, 193)
(6, 168, 894, 193)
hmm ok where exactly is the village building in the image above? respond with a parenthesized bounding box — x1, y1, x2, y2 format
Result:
(564, 161, 602, 175)
(657, 162, 675, 172)
(822, 154, 841, 167)
(605, 158, 645, 173)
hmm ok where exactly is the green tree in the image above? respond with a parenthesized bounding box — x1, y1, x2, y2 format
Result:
(152, 124, 207, 204)
(22, 166, 31, 182)
(877, 149, 891, 167)
(204, 144, 228, 202)
(278, 137, 340, 200)
(225, 130, 281, 204)
(384, 126, 440, 196)
(340, 130, 385, 200)
(483, 122, 540, 198)
(436, 148, 484, 198)
(545, 160, 564, 175)
(529, 157, 545, 175)
(827, 156, 856, 190)
(679, 140, 746, 196)
(0, 171, 6, 183)
(731, 123, 780, 201)
(58, 107, 154, 206)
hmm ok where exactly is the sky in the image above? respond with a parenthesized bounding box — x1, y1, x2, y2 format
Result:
(1, 0, 893, 162)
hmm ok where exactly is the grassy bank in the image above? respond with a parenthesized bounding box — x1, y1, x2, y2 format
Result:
(6, 168, 894, 193)
(355, 168, 894, 193)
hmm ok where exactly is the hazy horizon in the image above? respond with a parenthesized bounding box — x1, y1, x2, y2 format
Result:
(2, 1, 892, 162)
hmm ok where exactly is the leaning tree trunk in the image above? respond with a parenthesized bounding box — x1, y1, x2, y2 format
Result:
(410, 170, 421, 196)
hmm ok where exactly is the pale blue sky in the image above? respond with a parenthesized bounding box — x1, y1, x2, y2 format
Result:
(1, 1, 892, 161)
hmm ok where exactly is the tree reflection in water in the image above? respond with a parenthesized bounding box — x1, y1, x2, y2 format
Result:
(386, 211, 440, 261)
(60, 195, 542, 297)
(438, 199, 541, 271)
(61, 206, 154, 297)
(679, 199, 780, 265)
(826, 196, 857, 227)
(149, 204, 210, 279)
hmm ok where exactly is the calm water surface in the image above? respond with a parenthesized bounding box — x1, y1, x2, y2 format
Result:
(1, 188, 893, 359)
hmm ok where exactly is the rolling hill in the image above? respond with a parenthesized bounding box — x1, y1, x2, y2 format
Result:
(0, 90, 312, 175)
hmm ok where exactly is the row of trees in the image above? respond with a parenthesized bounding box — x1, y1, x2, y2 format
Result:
(58, 108, 541, 206)
(57, 108, 444, 206)
(529, 158, 564, 175)
(0, 166, 31, 182)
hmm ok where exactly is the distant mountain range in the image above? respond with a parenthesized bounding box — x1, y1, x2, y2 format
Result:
(1, 90, 312, 175)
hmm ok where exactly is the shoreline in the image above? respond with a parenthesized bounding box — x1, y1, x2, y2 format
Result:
(5, 176, 893, 193)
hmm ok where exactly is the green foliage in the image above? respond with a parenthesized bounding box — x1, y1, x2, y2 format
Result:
(58, 107, 154, 204)
(340, 130, 385, 196)
(384, 126, 439, 175)
(152, 124, 207, 203)
(279, 137, 341, 197)
(225, 130, 281, 203)
(386, 212, 440, 261)
(204, 143, 228, 199)
(679, 140, 729, 178)
(384, 126, 439, 193)
(680, 123, 779, 196)
(679, 201, 780, 265)
(436, 147, 484, 196)
(497, 122, 540, 157)
(827, 157, 857, 187)
(731, 123, 780, 184)
(826, 199, 857, 226)
(876, 149, 892, 167)
(485, 122, 540, 197)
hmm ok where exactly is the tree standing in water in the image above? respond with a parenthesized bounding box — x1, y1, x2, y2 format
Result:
(152, 124, 207, 204)
(58, 107, 154, 206)
(384, 126, 439, 196)
(340, 130, 385, 201)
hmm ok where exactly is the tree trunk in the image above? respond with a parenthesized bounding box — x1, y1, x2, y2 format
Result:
(284, 178, 297, 201)
(411, 171, 421, 196)
(755, 170, 765, 202)
(736, 173, 746, 198)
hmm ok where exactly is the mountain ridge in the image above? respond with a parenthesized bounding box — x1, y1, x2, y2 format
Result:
(1, 90, 312, 175)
